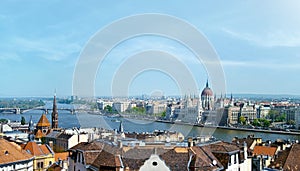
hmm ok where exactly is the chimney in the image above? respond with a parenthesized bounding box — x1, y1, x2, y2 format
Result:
(118, 140, 123, 148)
(188, 137, 193, 147)
(58, 159, 63, 167)
(49, 141, 53, 150)
(243, 141, 248, 159)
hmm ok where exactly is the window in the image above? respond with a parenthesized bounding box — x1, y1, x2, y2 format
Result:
(37, 162, 44, 169)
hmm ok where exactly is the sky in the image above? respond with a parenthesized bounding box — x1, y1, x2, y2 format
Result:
(0, 0, 300, 97)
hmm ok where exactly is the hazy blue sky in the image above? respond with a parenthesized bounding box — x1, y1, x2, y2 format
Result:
(1, 1, 300, 97)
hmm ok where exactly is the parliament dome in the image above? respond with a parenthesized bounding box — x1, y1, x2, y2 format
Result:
(201, 80, 213, 97)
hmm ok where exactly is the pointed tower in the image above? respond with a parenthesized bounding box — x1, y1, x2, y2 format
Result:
(51, 92, 58, 129)
(35, 113, 50, 139)
(230, 93, 234, 106)
(28, 115, 35, 141)
(118, 121, 125, 138)
(118, 121, 124, 133)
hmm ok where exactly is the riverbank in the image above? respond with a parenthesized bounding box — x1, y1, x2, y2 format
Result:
(215, 126, 300, 135)
(155, 119, 300, 136)
(88, 112, 300, 136)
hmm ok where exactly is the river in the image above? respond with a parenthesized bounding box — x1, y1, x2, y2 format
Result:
(1, 103, 300, 142)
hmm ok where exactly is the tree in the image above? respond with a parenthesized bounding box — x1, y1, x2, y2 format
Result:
(161, 111, 166, 118)
(104, 105, 113, 113)
(268, 110, 279, 122)
(21, 116, 26, 125)
(276, 113, 286, 122)
(0, 118, 8, 123)
(252, 119, 261, 127)
(130, 107, 146, 115)
(263, 119, 271, 127)
(287, 120, 296, 125)
(240, 116, 246, 125)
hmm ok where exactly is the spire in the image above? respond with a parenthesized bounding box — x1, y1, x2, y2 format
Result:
(118, 121, 124, 133)
(28, 115, 35, 141)
(51, 91, 58, 129)
(206, 79, 209, 88)
(28, 115, 34, 132)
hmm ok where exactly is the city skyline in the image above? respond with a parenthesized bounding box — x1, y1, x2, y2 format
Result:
(1, 1, 300, 97)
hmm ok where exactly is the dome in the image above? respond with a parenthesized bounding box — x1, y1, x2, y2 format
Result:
(201, 87, 213, 96)
(201, 80, 213, 97)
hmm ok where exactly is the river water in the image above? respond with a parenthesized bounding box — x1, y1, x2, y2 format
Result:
(1, 103, 300, 142)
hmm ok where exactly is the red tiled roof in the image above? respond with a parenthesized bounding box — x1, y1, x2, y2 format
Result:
(35, 129, 44, 138)
(37, 114, 50, 127)
(55, 152, 69, 161)
(23, 141, 52, 156)
(0, 138, 33, 165)
(253, 146, 277, 156)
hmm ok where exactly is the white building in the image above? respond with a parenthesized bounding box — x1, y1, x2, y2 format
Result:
(146, 102, 166, 115)
(113, 101, 130, 113)
(97, 100, 113, 110)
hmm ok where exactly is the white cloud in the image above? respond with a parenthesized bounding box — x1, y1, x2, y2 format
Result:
(222, 28, 300, 47)
(13, 36, 81, 61)
(221, 59, 300, 69)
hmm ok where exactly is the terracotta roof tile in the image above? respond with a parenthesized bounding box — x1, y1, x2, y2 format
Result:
(208, 142, 241, 170)
(37, 114, 50, 127)
(210, 142, 240, 153)
(190, 146, 223, 170)
(283, 143, 300, 171)
(35, 129, 44, 138)
(122, 147, 169, 170)
(0, 138, 33, 165)
(55, 152, 69, 161)
(253, 146, 277, 157)
(23, 141, 52, 156)
(160, 148, 190, 171)
(84, 151, 100, 165)
(47, 163, 62, 171)
(92, 150, 122, 168)
(269, 147, 290, 169)
(70, 141, 103, 151)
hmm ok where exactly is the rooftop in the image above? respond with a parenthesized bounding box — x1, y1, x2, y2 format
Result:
(253, 146, 277, 157)
(0, 138, 33, 165)
(23, 141, 53, 156)
(36, 114, 50, 127)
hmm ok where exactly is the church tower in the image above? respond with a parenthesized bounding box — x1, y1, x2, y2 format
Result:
(51, 92, 58, 129)
(28, 115, 35, 141)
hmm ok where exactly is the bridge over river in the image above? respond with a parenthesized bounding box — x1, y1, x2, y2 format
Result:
(0, 107, 79, 114)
